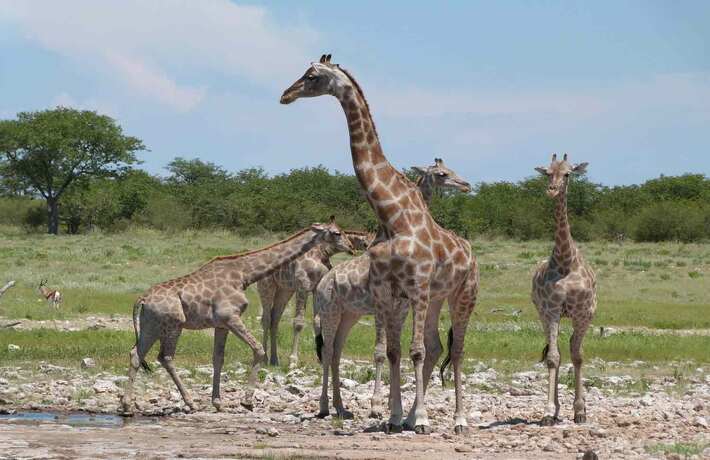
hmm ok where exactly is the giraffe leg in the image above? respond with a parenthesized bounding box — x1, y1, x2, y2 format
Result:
(541, 314, 561, 425)
(383, 305, 406, 434)
(369, 308, 387, 419)
(120, 317, 159, 414)
(269, 288, 293, 367)
(288, 289, 308, 369)
(450, 269, 478, 434)
(404, 299, 444, 430)
(317, 304, 340, 418)
(211, 328, 228, 411)
(257, 280, 275, 364)
(332, 310, 359, 419)
(571, 318, 591, 424)
(409, 285, 432, 435)
(158, 325, 196, 412)
(224, 314, 266, 411)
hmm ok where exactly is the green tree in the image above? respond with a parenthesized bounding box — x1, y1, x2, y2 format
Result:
(0, 107, 145, 234)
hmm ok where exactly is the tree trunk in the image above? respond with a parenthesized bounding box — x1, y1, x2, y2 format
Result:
(47, 197, 60, 235)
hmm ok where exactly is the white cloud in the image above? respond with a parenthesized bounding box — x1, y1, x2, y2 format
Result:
(0, 0, 317, 112)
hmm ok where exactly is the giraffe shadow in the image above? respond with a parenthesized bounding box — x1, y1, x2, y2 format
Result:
(479, 417, 541, 429)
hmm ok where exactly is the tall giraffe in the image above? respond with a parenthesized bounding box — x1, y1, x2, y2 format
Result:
(532, 153, 597, 425)
(119, 221, 343, 415)
(256, 220, 361, 369)
(281, 55, 479, 434)
(313, 158, 471, 422)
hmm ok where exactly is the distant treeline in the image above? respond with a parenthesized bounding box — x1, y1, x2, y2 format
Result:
(1, 158, 708, 242)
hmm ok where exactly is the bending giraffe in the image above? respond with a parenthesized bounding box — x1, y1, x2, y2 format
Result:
(256, 219, 364, 369)
(281, 55, 479, 435)
(313, 158, 472, 422)
(532, 153, 597, 425)
(119, 221, 344, 415)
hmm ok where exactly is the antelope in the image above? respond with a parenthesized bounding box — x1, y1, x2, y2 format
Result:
(38, 279, 62, 309)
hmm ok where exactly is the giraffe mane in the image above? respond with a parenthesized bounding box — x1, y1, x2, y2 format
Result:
(200, 227, 313, 268)
(337, 66, 379, 140)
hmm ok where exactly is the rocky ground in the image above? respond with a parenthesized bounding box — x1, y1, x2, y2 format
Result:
(0, 356, 708, 459)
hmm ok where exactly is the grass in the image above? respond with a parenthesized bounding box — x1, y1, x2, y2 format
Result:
(0, 226, 709, 370)
(645, 442, 708, 458)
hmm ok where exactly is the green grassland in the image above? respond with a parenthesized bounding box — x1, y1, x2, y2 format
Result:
(0, 226, 708, 372)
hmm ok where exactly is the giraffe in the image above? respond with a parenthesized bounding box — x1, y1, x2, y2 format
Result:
(281, 55, 479, 434)
(313, 158, 471, 423)
(256, 221, 360, 369)
(119, 221, 344, 415)
(532, 153, 597, 425)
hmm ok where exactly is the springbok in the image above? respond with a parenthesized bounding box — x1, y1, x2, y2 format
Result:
(38, 279, 62, 309)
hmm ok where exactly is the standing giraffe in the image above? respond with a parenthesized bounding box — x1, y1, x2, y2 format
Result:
(119, 221, 343, 415)
(532, 153, 597, 425)
(256, 218, 358, 369)
(281, 55, 479, 434)
(313, 158, 472, 422)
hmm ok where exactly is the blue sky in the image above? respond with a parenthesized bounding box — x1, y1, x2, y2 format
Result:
(1, 0, 708, 185)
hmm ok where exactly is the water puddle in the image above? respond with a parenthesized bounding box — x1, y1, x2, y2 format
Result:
(0, 411, 158, 428)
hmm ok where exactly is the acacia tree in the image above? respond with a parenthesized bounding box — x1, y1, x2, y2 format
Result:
(0, 107, 145, 234)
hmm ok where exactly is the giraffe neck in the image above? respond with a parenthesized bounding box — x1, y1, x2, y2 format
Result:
(334, 76, 428, 234)
(211, 229, 322, 287)
(552, 191, 576, 270)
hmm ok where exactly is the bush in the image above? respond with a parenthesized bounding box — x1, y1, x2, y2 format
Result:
(633, 201, 708, 242)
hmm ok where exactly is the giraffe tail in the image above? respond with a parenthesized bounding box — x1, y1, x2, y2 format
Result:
(132, 299, 152, 373)
(540, 343, 549, 363)
(315, 333, 324, 363)
(439, 327, 454, 388)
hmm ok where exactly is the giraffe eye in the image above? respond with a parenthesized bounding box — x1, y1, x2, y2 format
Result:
(436, 172, 447, 177)
(307, 74, 317, 81)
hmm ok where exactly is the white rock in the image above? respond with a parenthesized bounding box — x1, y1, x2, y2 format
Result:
(340, 378, 358, 390)
(0, 378, 8, 386)
(81, 358, 96, 369)
(93, 380, 119, 394)
(693, 416, 708, 428)
(7, 344, 20, 352)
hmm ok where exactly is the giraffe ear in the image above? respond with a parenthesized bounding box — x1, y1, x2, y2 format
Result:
(535, 167, 549, 176)
(572, 162, 588, 175)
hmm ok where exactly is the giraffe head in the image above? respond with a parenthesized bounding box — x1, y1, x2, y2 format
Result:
(280, 54, 348, 104)
(535, 153, 588, 198)
(344, 230, 375, 252)
(411, 158, 471, 193)
(317, 216, 356, 255)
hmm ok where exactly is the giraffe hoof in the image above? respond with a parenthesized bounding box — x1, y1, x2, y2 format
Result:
(414, 424, 431, 435)
(212, 399, 222, 412)
(184, 403, 198, 413)
(574, 413, 587, 424)
(402, 422, 414, 432)
(369, 407, 384, 419)
(540, 415, 557, 426)
(240, 401, 254, 412)
(384, 423, 403, 434)
(454, 425, 467, 435)
(316, 410, 330, 419)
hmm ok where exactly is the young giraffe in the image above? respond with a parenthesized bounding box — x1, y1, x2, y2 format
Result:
(256, 221, 362, 369)
(532, 153, 597, 425)
(119, 221, 344, 415)
(313, 158, 471, 422)
(281, 55, 479, 434)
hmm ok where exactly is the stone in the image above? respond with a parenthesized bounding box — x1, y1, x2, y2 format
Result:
(7, 344, 20, 352)
(285, 384, 305, 397)
(340, 378, 358, 390)
(693, 416, 708, 428)
(81, 358, 96, 369)
(93, 380, 119, 394)
(454, 445, 473, 453)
